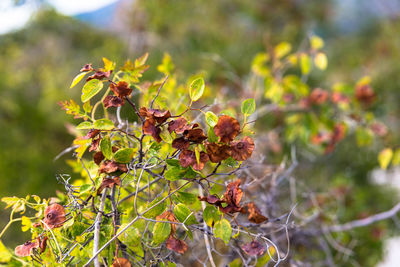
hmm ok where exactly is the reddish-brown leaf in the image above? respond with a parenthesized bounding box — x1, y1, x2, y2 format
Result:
(331, 92, 349, 104)
(184, 128, 207, 143)
(15, 241, 39, 257)
(309, 88, 329, 105)
(198, 194, 223, 205)
(97, 177, 121, 194)
(355, 84, 375, 105)
(247, 202, 268, 224)
(178, 150, 209, 170)
(223, 180, 243, 209)
(241, 241, 265, 256)
(86, 70, 112, 82)
(103, 95, 125, 109)
(89, 137, 101, 152)
(112, 258, 131, 267)
(214, 115, 241, 143)
(110, 81, 133, 98)
(85, 129, 101, 139)
(168, 118, 188, 134)
(172, 137, 190, 150)
(205, 142, 231, 163)
(80, 63, 93, 72)
(43, 204, 66, 229)
(142, 119, 162, 143)
(166, 235, 188, 254)
(230, 136, 254, 161)
(39, 236, 48, 253)
(139, 107, 171, 124)
(93, 151, 105, 165)
(99, 161, 128, 174)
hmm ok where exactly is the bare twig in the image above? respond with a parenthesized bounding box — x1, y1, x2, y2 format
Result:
(93, 188, 108, 267)
(150, 75, 169, 109)
(325, 201, 400, 232)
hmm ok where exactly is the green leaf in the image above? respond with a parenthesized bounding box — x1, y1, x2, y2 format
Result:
(166, 159, 180, 167)
(152, 222, 171, 245)
(274, 42, 291, 59)
(143, 197, 166, 218)
(241, 98, 256, 115)
(175, 192, 197, 205)
(93, 119, 114, 130)
(79, 184, 92, 195)
(100, 136, 113, 160)
(205, 111, 218, 127)
(195, 146, 201, 166)
(173, 203, 198, 225)
(0, 240, 12, 263)
(214, 218, 231, 244)
(300, 54, 312, 75)
(160, 126, 173, 143)
(117, 223, 141, 246)
(165, 166, 186, 181)
(114, 148, 135, 163)
(203, 206, 220, 227)
(81, 79, 103, 103)
(378, 148, 393, 170)
(70, 72, 88, 88)
(207, 127, 218, 143)
(76, 121, 92, 130)
(189, 78, 205, 102)
(315, 52, 328, 70)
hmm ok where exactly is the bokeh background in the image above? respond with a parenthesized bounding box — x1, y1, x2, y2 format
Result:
(0, 0, 399, 266)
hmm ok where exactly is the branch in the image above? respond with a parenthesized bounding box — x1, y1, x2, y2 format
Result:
(150, 75, 168, 109)
(93, 188, 108, 267)
(325, 201, 400, 233)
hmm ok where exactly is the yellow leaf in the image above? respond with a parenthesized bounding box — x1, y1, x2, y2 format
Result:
(310, 35, 324, 50)
(102, 57, 115, 72)
(73, 138, 91, 158)
(300, 54, 312, 75)
(274, 42, 292, 59)
(0, 240, 12, 263)
(315, 52, 328, 70)
(21, 216, 31, 232)
(356, 76, 371, 87)
(392, 148, 400, 166)
(378, 148, 393, 170)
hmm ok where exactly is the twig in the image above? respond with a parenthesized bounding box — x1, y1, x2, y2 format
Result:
(93, 188, 108, 267)
(325, 201, 400, 232)
(150, 75, 169, 109)
(198, 185, 217, 267)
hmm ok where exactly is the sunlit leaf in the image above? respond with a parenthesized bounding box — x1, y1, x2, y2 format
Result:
(100, 136, 112, 160)
(214, 218, 231, 244)
(378, 148, 393, 170)
(76, 121, 92, 130)
(205, 111, 218, 127)
(315, 52, 328, 70)
(81, 79, 104, 103)
(241, 98, 256, 115)
(93, 118, 114, 130)
(173, 203, 198, 225)
(310, 35, 324, 50)
(300, 54, 312, 75)
(152, 222, 171, 245)
(274, 42, 291, 58)
(70, 72, 87, 88)
(114, 148, 135, 163)
(203, 206, 220, 227)
(189, 78, 205, 102)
